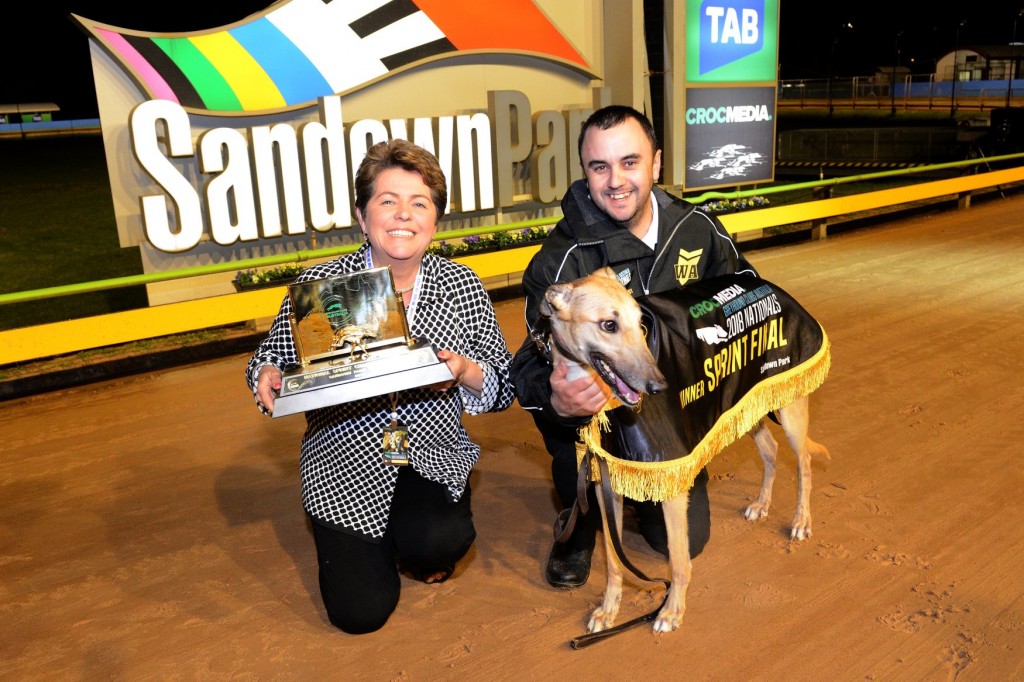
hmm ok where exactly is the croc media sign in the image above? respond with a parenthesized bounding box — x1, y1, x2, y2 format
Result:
(74, 0, 599, 256)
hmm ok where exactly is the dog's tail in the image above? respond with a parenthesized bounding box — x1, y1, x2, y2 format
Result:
(808, 437, 831, 466)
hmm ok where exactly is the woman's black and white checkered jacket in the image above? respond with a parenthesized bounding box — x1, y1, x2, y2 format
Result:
(246, 245, 514, 541)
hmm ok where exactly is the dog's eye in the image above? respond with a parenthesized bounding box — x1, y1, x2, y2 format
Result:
(600, 320, 618, 333)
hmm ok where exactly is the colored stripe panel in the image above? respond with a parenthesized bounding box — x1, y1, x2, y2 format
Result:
(151, 37, 241, 112)
(96, 29, 179, 104)
(266, 0, 389, 96)
(229, 18, 332, 107)
(76, 0, 592, 114)
(188, 32, 286, 111)
(413, 0, 588, 68)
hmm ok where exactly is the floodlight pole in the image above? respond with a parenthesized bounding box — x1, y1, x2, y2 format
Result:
(1006, 10, 1024, 107)
(828, 23, 853, 117)
(828, 42, 836, 116)
(891, 31, 902, 116)
(951, 20, 966, 118)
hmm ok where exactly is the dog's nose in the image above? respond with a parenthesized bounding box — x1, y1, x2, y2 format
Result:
(648, 378, 668, 395)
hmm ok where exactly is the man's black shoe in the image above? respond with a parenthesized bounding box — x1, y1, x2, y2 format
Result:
(545, 542, 592, 589)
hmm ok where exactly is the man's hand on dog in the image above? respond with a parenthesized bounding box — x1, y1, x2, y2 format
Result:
(549, 361, 612, 417)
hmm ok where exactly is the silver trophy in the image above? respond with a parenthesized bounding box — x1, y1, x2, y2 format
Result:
(271, 266, 453, 418)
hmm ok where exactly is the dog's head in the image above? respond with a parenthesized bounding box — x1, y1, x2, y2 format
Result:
(540, 267, 668, 407)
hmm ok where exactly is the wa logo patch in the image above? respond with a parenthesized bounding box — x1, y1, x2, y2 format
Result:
(675, 248, 702, 285)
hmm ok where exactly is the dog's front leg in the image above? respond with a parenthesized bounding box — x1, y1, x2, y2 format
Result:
(587, 488, 624, 633)
(653, 494, 691, 632)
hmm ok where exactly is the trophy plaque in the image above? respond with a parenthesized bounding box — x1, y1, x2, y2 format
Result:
(271, 266, 454, 418)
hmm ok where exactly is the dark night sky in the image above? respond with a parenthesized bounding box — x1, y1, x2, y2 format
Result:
(5, 1, 1023, 120)
(778, 2, 1024, 80)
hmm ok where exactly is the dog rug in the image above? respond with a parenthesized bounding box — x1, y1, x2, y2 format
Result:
(577, 274, 831, 502)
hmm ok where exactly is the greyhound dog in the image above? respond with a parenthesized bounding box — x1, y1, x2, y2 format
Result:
(539, 267, 830, 636)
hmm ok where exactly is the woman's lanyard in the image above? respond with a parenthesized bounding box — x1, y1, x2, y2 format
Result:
(365, 249, 418, 466)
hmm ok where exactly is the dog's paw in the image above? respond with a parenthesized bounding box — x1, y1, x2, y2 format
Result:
(587, 607, 618, 633)
(790, 513, 813, 541)
(743, 502, 770, 521)
(653, 607, 685, 633)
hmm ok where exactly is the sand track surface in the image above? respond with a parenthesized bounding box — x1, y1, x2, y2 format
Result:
(3, 196, 1024, 681)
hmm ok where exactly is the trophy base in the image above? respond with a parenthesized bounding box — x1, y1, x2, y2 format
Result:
(271, 337, 454, 418)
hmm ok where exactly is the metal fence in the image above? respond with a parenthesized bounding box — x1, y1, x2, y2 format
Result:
(778, 76, 1023, 112)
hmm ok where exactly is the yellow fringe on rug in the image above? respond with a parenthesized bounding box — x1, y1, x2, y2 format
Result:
(577, 332, 831, 502)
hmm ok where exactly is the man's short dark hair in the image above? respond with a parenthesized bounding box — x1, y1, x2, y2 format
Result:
(577, 105, 660, 163)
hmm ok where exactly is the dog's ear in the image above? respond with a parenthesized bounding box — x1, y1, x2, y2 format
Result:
(538, 297, 555, 319)
(543, 282, 574, 318)
(594, 266, 618, 282)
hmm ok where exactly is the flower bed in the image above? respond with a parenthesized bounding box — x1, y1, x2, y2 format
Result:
(698, 196, 770, 214)
(232, 264, 306, 291)
(427, 226, 552, 258)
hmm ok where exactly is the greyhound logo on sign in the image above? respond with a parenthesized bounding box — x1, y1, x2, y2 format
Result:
(688, 144, 765, 182)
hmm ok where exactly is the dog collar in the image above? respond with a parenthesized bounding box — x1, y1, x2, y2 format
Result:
(530, 328, 553, 363)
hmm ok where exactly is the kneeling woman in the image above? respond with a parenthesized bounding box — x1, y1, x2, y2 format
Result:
(246, 139, 515, 633)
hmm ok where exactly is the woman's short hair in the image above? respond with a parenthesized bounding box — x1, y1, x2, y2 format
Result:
(354, 139, 447, 221)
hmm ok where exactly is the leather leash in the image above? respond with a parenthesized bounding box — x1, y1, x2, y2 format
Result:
(566, 456, 671, 649)
(552, 454, 592, 542)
